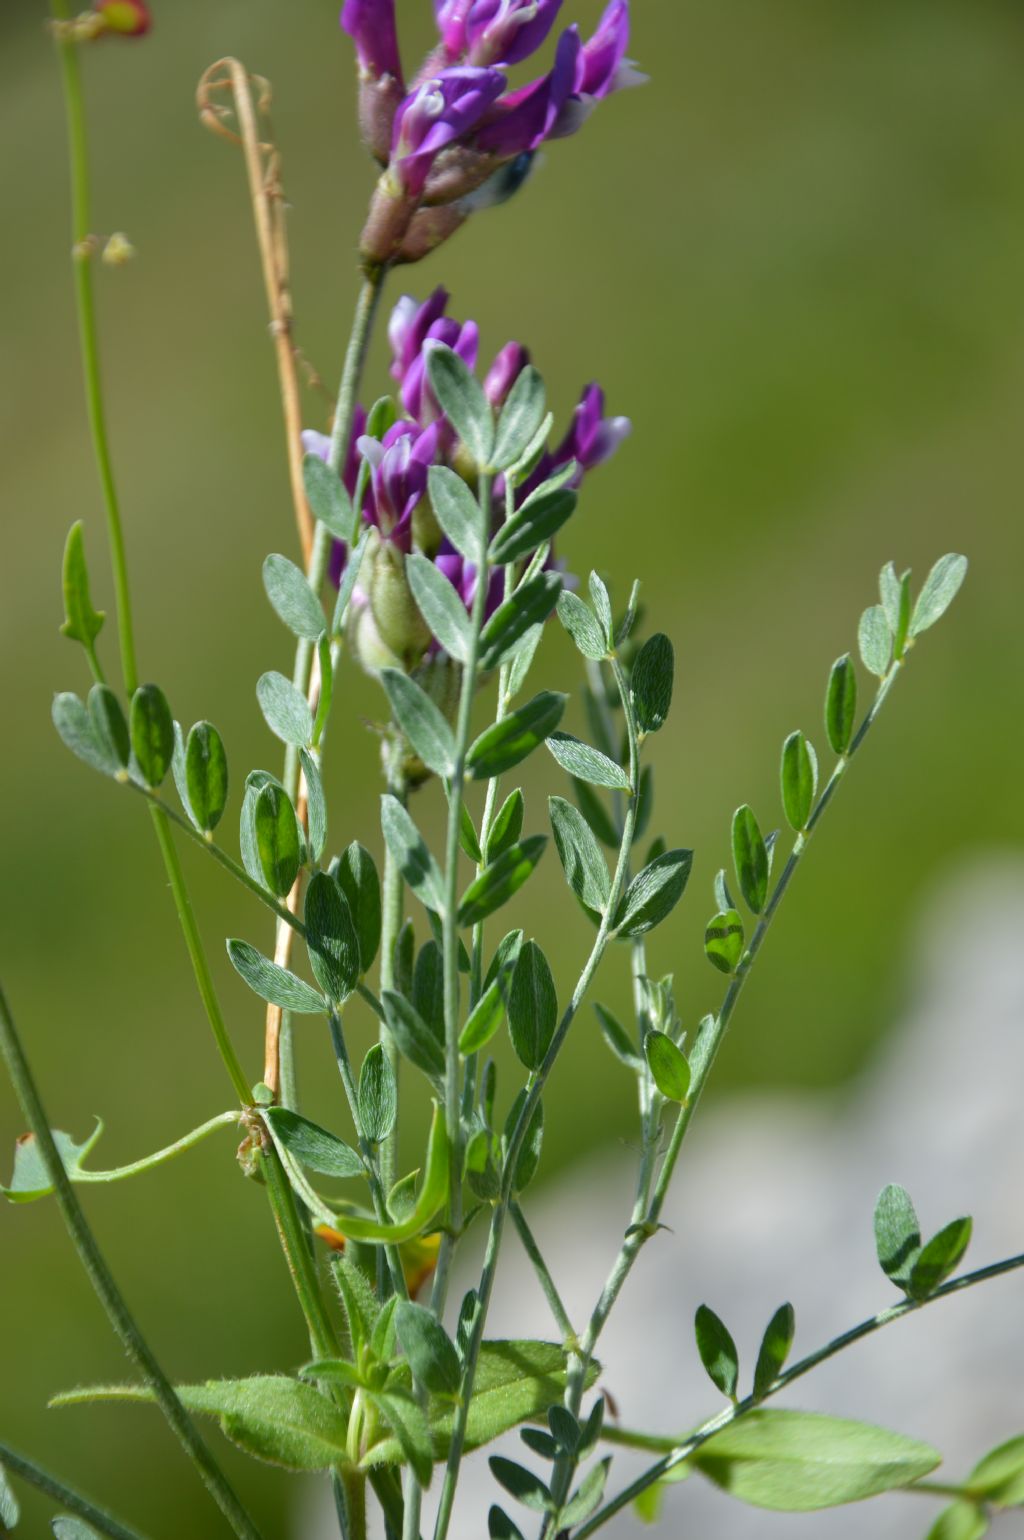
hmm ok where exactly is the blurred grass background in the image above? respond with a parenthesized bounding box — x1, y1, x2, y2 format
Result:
(2, 0, 1023, 1531)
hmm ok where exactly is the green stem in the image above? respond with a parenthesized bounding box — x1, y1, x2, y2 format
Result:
(51, 5, 136, 695)
(148, 805, 252, 1104)
(510, 1201, 575, 1341)
(258, 1137, 340, 1360)
(0, 1438, 149, 1540)
(340, 1468, 368, 1540)
(74, 1110, 240, 1183)
(379, 740, 407, 1195)
(0, 981, 263, 1540)
(573, 1249, 1024, 1537)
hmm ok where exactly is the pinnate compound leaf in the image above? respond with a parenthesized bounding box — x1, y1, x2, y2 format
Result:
(491, 364, 546, 472)
(263, 554, 326, 641)
(458, 836, 547, 928)
(825, 654, 857, 756)
(694, 1304, 739, 1399)
(486, 788, 525, 864)
(255, 782, 301, 897)
(406, 552, 472, 663)
(923, 1503, 989, 1540)
(468, 693, 566, 780)
(614, 849, 693, 938)
(87, 685, 130, 770)
(382, 992, 444, 1082)
(547, 732, 629, 791)
(508, 940, 557, 1071)
(380, 668, 455, 778)
(490, 485, 576, 565)
(382, 794, 444, 913)
(227, 939, 325, 1015)
(780, 730, 817, 833)
(257, 671, 313, 748)
(910, 553, 968, 637)
(60, 521, 104, 649)
(691, 1408, 941, 1510)
(907, 1216, 972, 1299)
(395, 1301, 462, 1397)
(426, 343, 494, 468)
(263, 1106, 363, 1180)
(644, 1030, 690, 1102)
(130, 685, 174, 787)
(858, 604, 892, 679)
(874, 1183, 922, 1288)
(358, 1043, 397, 1143)
(427, 465, 485, 562)
(557, 591, 607, 661)
(185, 721, 228, 832)
(753, 1303, 796, 1398)
(2, 1120, 104, 1202)
(480, 570, 563, 673)
(303, 452, 353, 539)
(333, 842, 382, 974)
(548, 796, 610, 913)
(732, 805, 769, 915)
(52, 692, 118, 776)
(304, 872, 359, 1003)
(631, 632, 674, 735)
(489, 1458, 552, 1513)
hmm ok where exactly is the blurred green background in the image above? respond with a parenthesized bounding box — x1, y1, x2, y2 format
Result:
(3, 0, 1023, 1531)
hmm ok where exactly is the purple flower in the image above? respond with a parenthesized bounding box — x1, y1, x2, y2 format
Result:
(389, 289, 480, 422)
(464, 0, 564, 67)
(392, 67, 505, 197)
(434, 541, 505, 623)
(434, 0, 475, 57)
(358, 420, 440, 550)
(340, 0, 403, 81)
(475, 25, 581, 157)
(484, 341, 530, 409)
(555, 382, 632, 473)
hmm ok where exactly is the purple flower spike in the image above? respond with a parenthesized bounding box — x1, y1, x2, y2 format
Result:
(556, 382, 631, 472)
(389, 288, 451, 383)
(359, 421, 439, 550)
(340, 0, 403, 83)
(475, 25, 581, 157)
(466, 0, 564, 68)
(392, 67, 506, 197)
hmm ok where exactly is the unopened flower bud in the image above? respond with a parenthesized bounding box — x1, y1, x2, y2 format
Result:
(367, 540, 432, 668)
(93, 0, 151, 37)
(102, 232, 135, 266)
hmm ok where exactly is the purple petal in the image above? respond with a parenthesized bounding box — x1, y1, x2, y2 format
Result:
(389, 288, 450, 380)
(392, 67, 506, 197)
(578, 0, 631, 98)
(340, 0, 403, 82)
(434, 0, 475, 55)
(467, 0, 564, 68)
(484, 341, 530, 407)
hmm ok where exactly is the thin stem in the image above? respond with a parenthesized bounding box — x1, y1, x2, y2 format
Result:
(510, 1202, 576, 1341)
(148, 805, 252, 1104)
(51, 5, 137, 694)
(0, 1438, 149, 1540)
(379, 739, 407, 1194)
(74, 1110, 240, 1183)
(0, 981, 264, 1540)
(574, 1250, 1024, 1537)
(257, 1137, 340, 1360)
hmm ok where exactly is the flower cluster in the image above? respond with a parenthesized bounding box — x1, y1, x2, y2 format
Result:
(342, 0, 644, 265)
(303, 287, 630, 696)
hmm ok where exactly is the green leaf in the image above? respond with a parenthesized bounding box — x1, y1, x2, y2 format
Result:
(263, 554, 326, 641)
(559, 1457, 612, 1528)
(483, 928, 524, 992)
(312, 633, 333, 747)
(358, 1043, 396, 1143)
(396, 1300, 462, 1397)
(874, 1183, 922, 1289)
(490, 485, 576, 566)
(52, 1522, 102, 1539)
(714, 868, 737, 913)
(486, 789, 525, 864)
(381, 794, 444, 913)
(644, 1030, 690, 1102)
(87, 685, 130, 769)
(508, 940, 557, 1071)
(257, 671, 313, 748)
(427, 465, 485, 562)
(548, 796, 610, 914)
(615, 578, 642, 647)
(753, 1303, 796, 1398)
(704, 909, 745, 975)
(732, 805, 769, 914)
(299, 746, 327, 862)
(694, 1304, 739, 1399)
(315, 1104, 448, 1245)
(557, 591, 607, 661)
(967, 1433, 1024, 1504)
(858, 604, 892, 678)
(547, 732, 629, 790)
(909, 553, 968, 637)
(825, 654, 857, 756)
(491, 365, 547, 472)
(368, 1391, 433, 1486)
(455, 799, 483, 864)
(55, 1377, 349, 1471)
(185, 721, 228, 833)
(381, 992, 444, 1082)
(505, 624, 544, 700)
(507, 410, 555, 488)
(880, 562, 913, 658)
(129, 684, 174, 787)
(459, 977, 507, 1056)
(331, 1255, 381, 1354)
(263, 1106, 363, 1179)
(691, 1408, 941, 1510)
(468, 693, 566, 780)
(380, 668, 455, 778)
(467, 1127, 502, 1200)
(588, 572, 614, 648)
(632, 633, 674, 735)
(254, 782, 301, 897)
(0, 1463, 19, 1528)
(458, 836, 547, 927)
(239, 772, 273, 884)
(304, 872, 359, 1003)
(2, 1120, 104, 1202)
(595, 1003, 641, 1068)
(412, 939, 444, 1041)
(60, 521, 105, 650)
(489, 1506, 525, 1540)
(908, 1216, 972, 1299)
(480, 572, 562, 672)
(489, 1458, 552, 1513)
(614, 849, 693, 937)
(332, 528, 370, 635)
(505, 1091, 544, 1193)
(333, 842, 382, 974)
(572, 778, 619, 847)
(303, 452, 353, 540)
(780, 730, 817, 833)
(426, 343, 494, 468)
(923, 1503, 989, 1540)
(226, 939, 325, 1014)
(406, 553, 472, 664)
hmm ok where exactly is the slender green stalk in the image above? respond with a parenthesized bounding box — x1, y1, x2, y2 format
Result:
(379, 739, 407, 1194)
(51, 3, 137, 695)
(73, 1110, 240, 1183)
(258, 1137, 340, 1360)
(573, 1249, 1024, 1537)
(0, 1438, 149, 1540)
(510, 1202, 576, 1341)
(0, 982, 264, 1540)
